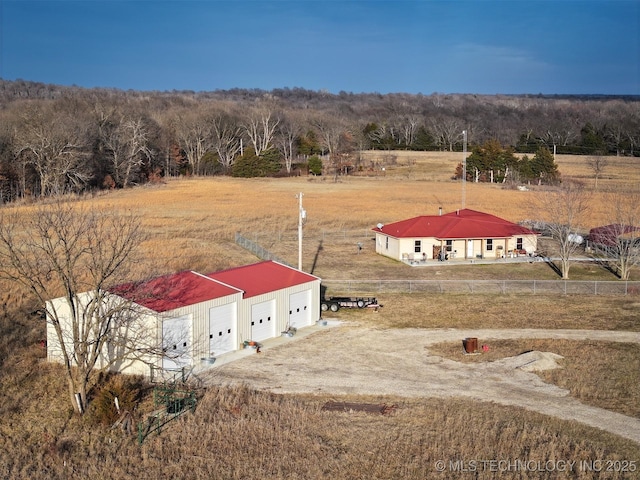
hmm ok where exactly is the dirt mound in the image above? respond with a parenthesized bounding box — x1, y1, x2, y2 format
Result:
(494, 350, 564, 372)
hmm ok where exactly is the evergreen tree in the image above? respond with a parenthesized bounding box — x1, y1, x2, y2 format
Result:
(232, 148, 282, 177)
(530, 146, 560, 184)
(465, 139, 518, 182)
(411, 126, 436, 151)
(308, 155, 322, 175)
(297, 130, 322, 156)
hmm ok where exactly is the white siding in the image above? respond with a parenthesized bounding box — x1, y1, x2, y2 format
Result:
(209, 303, 236, 356)
(162, 292, 242, 364)
(289, 289, 313, 328)
(237, 280, 321, 346)
(46, 292, 158, 376)
(46, 275, 320, 375)
(162, 315, 192, 369)
(250, 300, 276, 342)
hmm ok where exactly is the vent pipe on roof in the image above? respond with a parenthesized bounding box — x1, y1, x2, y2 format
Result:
(439, 206, 442, 216)
(456, 209, 459, 215)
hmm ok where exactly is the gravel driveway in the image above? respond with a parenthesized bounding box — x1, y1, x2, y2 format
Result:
(199, 322, 640, 444)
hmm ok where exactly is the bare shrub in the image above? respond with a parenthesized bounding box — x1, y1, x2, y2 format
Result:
(88, 374, 146, 426)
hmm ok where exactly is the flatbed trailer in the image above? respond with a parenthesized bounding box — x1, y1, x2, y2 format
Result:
(320, 296, 380, 312)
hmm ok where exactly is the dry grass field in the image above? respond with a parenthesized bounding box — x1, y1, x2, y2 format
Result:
(1, 151, 639, 479)
(59, 150, 640, 281)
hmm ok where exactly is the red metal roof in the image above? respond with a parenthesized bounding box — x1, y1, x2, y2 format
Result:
(373, 209, 536, 239)
(207, 261, 320, 299)
(589, 224, 640, 246)
(111, 271, 241, 313)
(110, 261, 319, 312)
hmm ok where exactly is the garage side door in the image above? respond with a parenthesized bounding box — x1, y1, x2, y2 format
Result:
(162, 315, 192, 369)
(251, 300, 275, 342)
(289, 289, 312, 328)
(209, 303, 236, 356)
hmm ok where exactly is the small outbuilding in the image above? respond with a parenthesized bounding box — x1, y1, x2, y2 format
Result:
(373, 208, 538, 263)
(588, 224, 640, 251)
(46, 261, 321, 377)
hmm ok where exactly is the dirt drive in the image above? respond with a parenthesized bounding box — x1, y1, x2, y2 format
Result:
(201, 323, 640, 444)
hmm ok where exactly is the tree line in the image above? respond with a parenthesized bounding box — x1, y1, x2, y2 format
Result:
(0, 80, 638, 203)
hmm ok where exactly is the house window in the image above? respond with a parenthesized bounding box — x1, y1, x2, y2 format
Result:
(516, 237, 523, 250)
(445, 240, 453, 252)
(486, 239, 493, 251)
(385, 236, 389, 250)
(414, 240, 421, 253)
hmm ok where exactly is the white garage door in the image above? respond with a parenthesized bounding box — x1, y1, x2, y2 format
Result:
(209, 303, 236, 356)
(289, 290, 312, 328)
(251, 300, 275, 342)
(162, 315, 192, 369)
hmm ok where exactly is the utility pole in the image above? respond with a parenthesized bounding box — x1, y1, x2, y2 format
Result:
(297, 192, 306, 271)
(462, 130, 467, 209)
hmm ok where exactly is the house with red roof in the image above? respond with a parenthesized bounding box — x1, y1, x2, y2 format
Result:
(373, 209, 538, 263)
(46, 261, 320, 376)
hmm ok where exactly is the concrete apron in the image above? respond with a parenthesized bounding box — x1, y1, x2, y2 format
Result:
(194, 319, 342, 372)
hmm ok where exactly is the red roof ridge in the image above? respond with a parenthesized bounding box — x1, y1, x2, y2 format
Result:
(373, 209, 536, 239)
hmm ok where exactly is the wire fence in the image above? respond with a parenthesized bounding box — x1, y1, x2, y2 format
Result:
(239, 229, 374, 244)
(235, 233, 293, 266)
(321, 279, 640, 296)
(236, 230, 640, 297)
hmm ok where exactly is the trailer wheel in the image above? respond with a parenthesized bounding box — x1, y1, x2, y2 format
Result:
(321, 303, 329, 312)
(329, 303, 340, 312)
(357, 300, 365, 308)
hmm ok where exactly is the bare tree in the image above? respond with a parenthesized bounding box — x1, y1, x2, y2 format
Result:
(275, 114, 302, 174)
(100, 115, 152, 187)
(431, 116, 463, 151)
(212, 112, 243, 172)
(586, 155, 609, 190)
(536, 181, 590, 279)
(311, 114, 344, 179)
(0, 202, 153, 414)
(595, 189, 640, 280)
(398, 114, 421, 147)
(174, 110, 213, 175)
(14, 104, 91, 196)
(243, 107, 279, 157)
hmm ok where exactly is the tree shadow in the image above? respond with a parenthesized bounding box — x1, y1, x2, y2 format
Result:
(595, 257, 621, 279)
(543, 257, 563, 278)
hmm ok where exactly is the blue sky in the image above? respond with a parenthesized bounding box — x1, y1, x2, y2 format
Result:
(1, 0, 638, 95)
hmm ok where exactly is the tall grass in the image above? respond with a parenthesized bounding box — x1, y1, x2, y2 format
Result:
(1, 384, 638, 479)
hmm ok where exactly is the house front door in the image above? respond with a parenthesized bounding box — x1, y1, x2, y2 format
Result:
(467, 239, 474, 258)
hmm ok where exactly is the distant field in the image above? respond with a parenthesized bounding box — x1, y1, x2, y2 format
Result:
(58, 150, 639, 281)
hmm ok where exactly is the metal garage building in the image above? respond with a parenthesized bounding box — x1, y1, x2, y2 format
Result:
(207, 261, 320, 344)
(46, 261, 321, 377)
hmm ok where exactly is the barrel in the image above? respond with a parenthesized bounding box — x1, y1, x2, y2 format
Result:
(463, 337, 478, 353)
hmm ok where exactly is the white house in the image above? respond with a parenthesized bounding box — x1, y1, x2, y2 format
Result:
(373, 208, 538, 263)
(46, 261, 321, 377)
